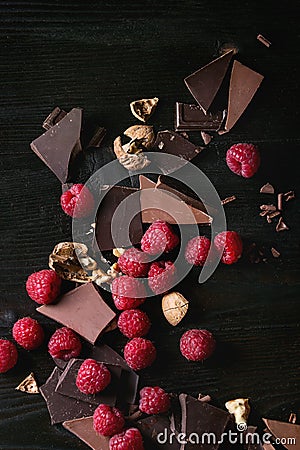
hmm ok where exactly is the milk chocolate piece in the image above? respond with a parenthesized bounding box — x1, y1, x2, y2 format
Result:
(95, 185, 143, 251)
(260, 183, 275, 194)
(175, 103, 224, 131)
(139, 175, 212, 224)
(179, 393, 231, 450)
(63, 416, 110, 450)
(184, 50, 234, 113)
(222, 61, 264, 133)
(40, 367, 95, 425)
(31, 107, 82, 183)
(37, 283, 116, 344)
(55, 358, 122, 406)
(263, 418, 300, 450)
(42, 107, 67, 130)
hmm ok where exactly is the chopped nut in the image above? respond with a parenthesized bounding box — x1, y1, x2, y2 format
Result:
(162, 291, 189, 326)
(92, 263, 120, 286)
(113, 248, 126, 258)
(158, 141, 164, 150)
(113, 136, 151, 171)
(49, 242, 97, 283)
(124, 125, 155, 149)
(130, 97, 159, 122)
(16, 373, 39, 394)
(225, 398, 250, 425)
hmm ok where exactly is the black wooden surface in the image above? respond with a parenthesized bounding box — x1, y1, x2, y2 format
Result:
(1, 1, 300, 449)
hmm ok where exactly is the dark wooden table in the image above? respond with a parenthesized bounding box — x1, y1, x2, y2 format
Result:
(1, 1, 300, 449)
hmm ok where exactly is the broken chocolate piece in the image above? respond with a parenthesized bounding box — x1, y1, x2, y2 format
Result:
(263, 418, 300, 450)
(55, 358, 122, 406)
(175, 103, 224, 132)
(184, 50, 234, 114)
(87, 126, 106, 149)
(222, 61, 264, 133)
(31, 108, 82, 183)
(37, 283, 116, 344)
(63, 416, 109, 450)
(277, 193, 283, 211)
(257, 34, 272, 47)
(201, 131, 213, 145)
(267, 211, 280, 221)
(139, 175, 212, 224)
(289, 413, 297, 424)
(40, 367, 95, 425)
(130, 97, 159, 122)
(221, 195, 236, 205)
(260, 204, 277, 214)
(42, 107, 67, 130)
(198, 393, 211, 402)
(260, 183, 275, 194)
(15, 372, 39, 394)
(284, 191, 295, 202)
(95, 185, 143, 251)
(276, 217, 289, 232)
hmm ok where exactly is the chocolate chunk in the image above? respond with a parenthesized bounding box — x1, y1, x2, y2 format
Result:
(175, 103, 224, 132)
(284, 190, 295, 202)
(179, 393, 231, 450)
(40, 367, 95, 425)
(37, 283, 116, 344)
(222, 61, 264, 133)
(263, 418, 300, 450)
(139, 175, 212, 224)
(154, 130, 204, 174)
(87, 126, 106, 149)
(276, 217, 289, 232)
(221, 195, 236, 205)
(257, 34, 272, 47)
(55, 358, 122, 406)
(63, 416, 109, 450)
(94, 185, 143, 252)
(31, 108, 82, 183)
(137, 415, 181, 450)
(260, 183, 275, 194)
(201, 131, 213, 145)
(184, 50, 234, 114)
(42, 107, 67, 130)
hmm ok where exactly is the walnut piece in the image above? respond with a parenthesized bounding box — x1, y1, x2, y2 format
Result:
(16, 373, 39, 394)
(113, 248, 126, 258)
(162, 292, 189, 326)
(225, 398, 250, 424)
(113, 136, 150, 171)
(130, 97, 159, 122)
(49, 242, 97, 283)
(124, 125, 155, 149)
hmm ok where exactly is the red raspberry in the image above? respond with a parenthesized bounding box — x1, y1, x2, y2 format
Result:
(112, 276, 146, 310)
(60, 183, 94, 218)
(141, 220, 179, 255)
(185, 236, 211, 266)
(76, 358, 111, 394)
(48, 327, 82, 361)
(0, 339, 18, 373)
(124, 337, 156, 371)
(117, 309, 151, 339)
(226, 143, 260, 178)
(93, 404, 125, 436)
(180, 329, 216, 361)
(148, 261, 177, 295)
(109, 428, 144, 450)
(26, 269, 61, 305)
(139, 386, 171, 415)
(214, 231, 243, 265)
(118, 248, 150, 278)
(12, 317, 44, 350)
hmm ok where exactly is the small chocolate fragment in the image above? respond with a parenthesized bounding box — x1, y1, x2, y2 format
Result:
(257, 34, 272, 47)
(42, 107, 67, 130)
(175, 103, 224, 132)
(267, 211, 280, 222)
(276, 217, 289, 232)
(184, 50, 234, 114)
(260, 204, 277, 215)
(55, 358, 122, 406)
(289, 413, 297, 424)
(198, 393, 211, 402)
(130, 97, 159, 122)
(87, 126, 106, 149)
(31, 108, 82, 183)
(95, 185, 143, 251)
(40, 367, 95, 425)
(15, 372, 39, 394)
(284, 190, 295, 202)
(221, 195, 236, 205)
(263, 418, 300, 450)
(37, 283, 116, 344)
(277, 193, 283, 211)
(63, 416, 109, 450)
(201, 131, 213, 145)
(222, 61, 264, 133)
(260, 183, 275, 194)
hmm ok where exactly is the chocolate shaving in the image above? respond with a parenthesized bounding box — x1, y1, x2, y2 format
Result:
(257, 34, 272, 47)
(201, 131, 212, 145)
(42, 107, 67, 130)
(277, 193, 283, 211)
(87, 126, 106, 148)
(221, 195, 236, 205)
(271, 247, 280, 258)
(198, 393, 211, 402)
(276, 217, 289, 232)
(16, 372, 39, 394)
(267, 211, 280, 220)
(260, 183, 274, 194)
(284, 190, 295, 202)
(289, 413, 297, 424)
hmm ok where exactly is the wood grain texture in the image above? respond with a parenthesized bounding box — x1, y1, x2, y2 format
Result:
(0, 1, 300, 449)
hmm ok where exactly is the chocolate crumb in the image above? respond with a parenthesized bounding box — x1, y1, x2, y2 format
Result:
(260, 204, 277, 212)
(260, 182, 274, 194)
(245, 242, 267, 264)
(289, 413, 297, 424)
(198, 393, 211, 402)
(277, 193, 283, 211)
(257, 34, 272, 47)
(221, 195, 236, 205)
(268, 211, 281, 220)
(201, 131, 212, 145)
(276, 217, 289, 232)
(180, 132, 189, 140)
(271, 247, 280, 258)
(284, 190, 295, 202)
